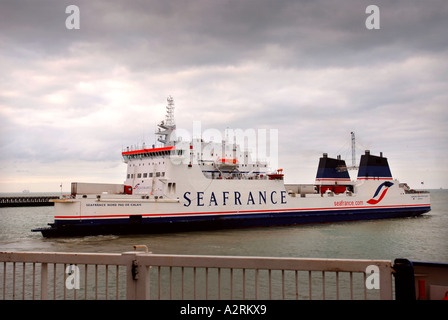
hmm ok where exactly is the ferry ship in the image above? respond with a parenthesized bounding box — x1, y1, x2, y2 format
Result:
(33, 97, 431, 237)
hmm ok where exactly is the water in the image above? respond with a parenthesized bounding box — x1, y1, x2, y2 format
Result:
(1, 190, 447, 263)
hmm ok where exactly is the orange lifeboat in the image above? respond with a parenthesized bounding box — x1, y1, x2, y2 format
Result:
(268, 169, 284, 180)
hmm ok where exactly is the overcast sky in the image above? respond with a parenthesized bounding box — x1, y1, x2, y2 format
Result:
(1, 0, 447, 192)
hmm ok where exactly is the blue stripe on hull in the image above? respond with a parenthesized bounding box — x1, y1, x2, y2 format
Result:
(34, 205, 431, 237)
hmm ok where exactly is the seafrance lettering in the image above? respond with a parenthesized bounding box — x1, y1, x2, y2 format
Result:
(334, 200, 364, 207)
(183, 190, 287, 207)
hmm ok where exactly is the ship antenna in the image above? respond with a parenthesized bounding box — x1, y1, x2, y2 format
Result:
(166, 95, 175, 127)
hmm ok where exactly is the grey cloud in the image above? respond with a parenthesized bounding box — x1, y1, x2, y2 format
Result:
(4, 0, 447, 68)
(1, 0, 447, 190)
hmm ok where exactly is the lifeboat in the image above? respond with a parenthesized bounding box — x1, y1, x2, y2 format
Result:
(216, 158, 238, 170)
(268, 169, 284, 180)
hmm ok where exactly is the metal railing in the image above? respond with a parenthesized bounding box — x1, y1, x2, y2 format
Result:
(0, 249, 393, 300)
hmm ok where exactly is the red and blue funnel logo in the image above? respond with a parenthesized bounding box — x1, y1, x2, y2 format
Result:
(367, 181, 394, 205)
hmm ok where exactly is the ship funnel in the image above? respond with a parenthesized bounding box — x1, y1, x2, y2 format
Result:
(357, 151, 392, 180)
(315, 154, 350, 183)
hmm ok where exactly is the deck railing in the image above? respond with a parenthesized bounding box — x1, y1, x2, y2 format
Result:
(0, 249, 394, 300)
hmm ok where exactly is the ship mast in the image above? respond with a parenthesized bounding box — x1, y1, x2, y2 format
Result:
(165, 96, 175, 127)
(156, 96, 176, 146)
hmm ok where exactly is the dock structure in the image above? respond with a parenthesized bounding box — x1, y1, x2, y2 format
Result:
(0, 196, 59, 207)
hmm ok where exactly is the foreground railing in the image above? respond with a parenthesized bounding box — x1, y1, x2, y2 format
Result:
(1, 249, 394, 300)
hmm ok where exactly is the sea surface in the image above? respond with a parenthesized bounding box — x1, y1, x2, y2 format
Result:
(0, 190, 447, 263)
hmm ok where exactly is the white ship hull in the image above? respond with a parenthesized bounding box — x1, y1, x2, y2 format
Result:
(36, 166, 430, 237)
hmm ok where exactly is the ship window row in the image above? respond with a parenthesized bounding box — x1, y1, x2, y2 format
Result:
(198, 162, 266, 167)
(127, 172, 165, 179)
(128, 161, 165, 168)
(135, 161, 165, 166)
(240, 164, 267, 167)
(168, 182, 176, 193)
(200, 153, 243, 157)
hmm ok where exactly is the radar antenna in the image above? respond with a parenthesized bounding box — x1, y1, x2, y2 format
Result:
(165, 95, 175, 127)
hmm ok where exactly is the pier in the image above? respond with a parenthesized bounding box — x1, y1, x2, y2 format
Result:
(0, 196, 59, 207)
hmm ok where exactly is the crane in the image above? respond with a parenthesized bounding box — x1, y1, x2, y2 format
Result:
(349, 131, 358, 170)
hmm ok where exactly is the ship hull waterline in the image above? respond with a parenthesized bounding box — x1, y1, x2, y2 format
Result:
(33, 205, 430, 238)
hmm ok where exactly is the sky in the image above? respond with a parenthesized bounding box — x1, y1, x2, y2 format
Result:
(0, 0, 447, 192)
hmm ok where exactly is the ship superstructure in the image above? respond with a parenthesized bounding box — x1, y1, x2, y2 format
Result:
(33, 97, 431, 237)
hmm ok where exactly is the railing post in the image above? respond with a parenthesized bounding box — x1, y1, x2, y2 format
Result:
(122, 252, 150, 300)
(378, 263, 393, 300)
(393, 258, 416, 300)
(41, 263, 48, 300)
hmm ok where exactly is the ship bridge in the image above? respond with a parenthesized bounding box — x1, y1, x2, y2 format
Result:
(122, 146, 180, 162)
